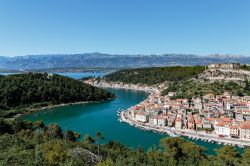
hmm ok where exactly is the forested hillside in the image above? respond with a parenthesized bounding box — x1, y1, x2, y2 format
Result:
(0, 73, 114, 117)
(104, 66, 205, 85)
(162, 79, 250, 99)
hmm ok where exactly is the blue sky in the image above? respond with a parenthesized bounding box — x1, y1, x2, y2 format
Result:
(0, 0, 249, 56)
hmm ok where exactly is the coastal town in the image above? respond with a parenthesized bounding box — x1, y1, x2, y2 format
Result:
(85, 63, 250, 147)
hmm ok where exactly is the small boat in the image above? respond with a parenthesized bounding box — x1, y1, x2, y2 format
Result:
(169, 132, 180, 137)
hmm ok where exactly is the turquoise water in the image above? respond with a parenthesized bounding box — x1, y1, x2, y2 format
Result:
(22, 87, 224, 155)
(19, 72, 235, 155)
(22, 89, 165, 148)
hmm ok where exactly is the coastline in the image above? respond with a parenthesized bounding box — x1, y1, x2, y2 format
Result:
(84, 80, 158, 94)
(120, 110, 250, 147)
(87, 80, 250, 148)
(14, 98, 115, 120)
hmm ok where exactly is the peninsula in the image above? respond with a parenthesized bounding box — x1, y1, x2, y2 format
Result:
(0, 73, 115, 118)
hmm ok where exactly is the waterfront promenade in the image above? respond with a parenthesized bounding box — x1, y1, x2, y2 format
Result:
(120, 111, 250, 147)
(86, 79, 250, 147)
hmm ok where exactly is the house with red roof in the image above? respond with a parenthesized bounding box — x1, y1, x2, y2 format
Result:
(214, 121, 230, 137)
(149, 115, 158, 126)
(229, 125, 239, 138)
(239, 122, 250, 139)
(175, 117, 182, 129)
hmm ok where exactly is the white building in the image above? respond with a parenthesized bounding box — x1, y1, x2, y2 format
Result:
(135, 112, 149, 123)
(149, 115, 158, 125)
(214, 123, 230, 137)
(226, 102, 231, 110)
(158, 116, 167, 126)
(239, 122, 250, 139)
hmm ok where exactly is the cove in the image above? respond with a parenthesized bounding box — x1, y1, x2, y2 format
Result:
(21, 87, 224, 155)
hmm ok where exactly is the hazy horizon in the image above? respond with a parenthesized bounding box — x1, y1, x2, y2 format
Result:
(0, 52, 248, 58)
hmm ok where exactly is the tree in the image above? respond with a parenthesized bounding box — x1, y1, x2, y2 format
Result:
(47, 124, 63, 139)
(96, 158, 114, 166)
(160, 137, 206, 165)
(43, 140, 68, 165)
(34, 120, 45, 129)
(74, 132, 81, 140)
(95, 131, 104, 157)
(0, 73, 115, 118)
(83, 134, 95, 144)
(216, 145, 240, 166)
(241, 148, 250, 165)
(0, 119, 13, 135)
(64, 130, 76, 141)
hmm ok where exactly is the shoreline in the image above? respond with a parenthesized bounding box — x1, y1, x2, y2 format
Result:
(84, 80, 159, 94)
(119, 110, 250, 147)
(87, 80, 250, 148)
(15, 98, 115, 120)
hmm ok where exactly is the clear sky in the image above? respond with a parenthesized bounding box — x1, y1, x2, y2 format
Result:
(0, 0, 249, 57)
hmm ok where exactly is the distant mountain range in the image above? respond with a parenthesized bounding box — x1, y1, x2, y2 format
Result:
(0, 52, 249, 70)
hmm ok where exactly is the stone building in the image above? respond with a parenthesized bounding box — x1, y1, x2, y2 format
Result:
(239, 122, 250, 139)
(208, 63, 240, 70)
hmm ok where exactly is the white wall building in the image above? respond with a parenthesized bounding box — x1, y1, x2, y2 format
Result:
(149, 116, 158, 125)
(135, 112, 149, 123)
(215, 123, 230, 137)
(158, 116, 167, 126)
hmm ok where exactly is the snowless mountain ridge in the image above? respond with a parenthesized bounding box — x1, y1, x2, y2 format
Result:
(0, 53, 248, 70)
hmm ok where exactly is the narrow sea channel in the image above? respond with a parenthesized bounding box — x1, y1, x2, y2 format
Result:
(20, 72, 236, 155)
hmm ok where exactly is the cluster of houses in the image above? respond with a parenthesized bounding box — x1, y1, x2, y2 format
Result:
(84, 79, 160, 92)
(85, 75, 250, 140)
(128, 91, 250, 140)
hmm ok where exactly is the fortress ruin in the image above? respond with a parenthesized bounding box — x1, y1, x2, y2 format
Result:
(198, 63, 250, 82)
(208, 63, 241, 70)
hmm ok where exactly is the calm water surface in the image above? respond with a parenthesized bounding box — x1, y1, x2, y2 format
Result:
(22, 87, 224, 155)
(20, 72, 233, 155)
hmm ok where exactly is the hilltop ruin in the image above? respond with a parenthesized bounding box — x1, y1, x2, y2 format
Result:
(197, 63, 250, 82)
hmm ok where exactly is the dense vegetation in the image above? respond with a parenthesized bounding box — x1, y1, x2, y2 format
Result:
(104, 66, 205, 85)
(0, 120, 249, 166)
(162, 79, 250, 99)
(0, 73, 114, 118)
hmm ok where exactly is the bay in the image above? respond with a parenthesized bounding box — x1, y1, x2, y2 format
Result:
(22, 87, 223, 155)
(19, 72, 230, 155)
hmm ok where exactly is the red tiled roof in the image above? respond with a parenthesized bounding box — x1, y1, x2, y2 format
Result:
(240, 122, 250, 129)
(240, 102, 248, 106)
(229, 125, 238, 129)
(216, 122, 225, 127)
